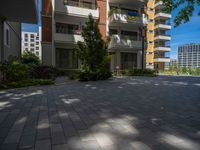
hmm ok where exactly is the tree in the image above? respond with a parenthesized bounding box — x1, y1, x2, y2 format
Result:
(162, 0, 200, 27)
(75, 14, 109, 72)
(74, 14, 112, 81)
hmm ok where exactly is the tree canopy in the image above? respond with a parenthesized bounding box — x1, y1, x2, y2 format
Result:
(162, 0, 200, 27)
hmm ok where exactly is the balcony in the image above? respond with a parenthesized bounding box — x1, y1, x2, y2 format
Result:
(109, 35, 142, 50)
(155, 1, 163, 8)
(109, 0, 145, 7)
(154, 35, 171, 41)
(154, 57, 170, 63)
(55, 0, 99, 19)
(109, 12, 143, 26)
(154, 46, 171, 52)
(0, 0, 38, 23)
(155, 12, 171, 19)
(155, 24, 171, 30)
(54, 33, 84, 44)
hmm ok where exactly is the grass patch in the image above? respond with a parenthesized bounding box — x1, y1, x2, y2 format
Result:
(0, 79, 54, 90)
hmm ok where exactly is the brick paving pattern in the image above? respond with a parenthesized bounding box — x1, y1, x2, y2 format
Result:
(0, 76, 200, 150)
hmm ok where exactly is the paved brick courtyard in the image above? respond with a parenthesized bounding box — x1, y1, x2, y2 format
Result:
(0, 76, 200, 150)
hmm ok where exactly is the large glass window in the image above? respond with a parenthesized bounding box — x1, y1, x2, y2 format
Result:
(56, 49, 78, 69)
(121, 53, 137, 70)
(56, 23, 79, 34)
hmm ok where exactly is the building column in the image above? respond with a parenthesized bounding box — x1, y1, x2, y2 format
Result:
(116, 51, 121, 69)
(137, 51, 142, 69)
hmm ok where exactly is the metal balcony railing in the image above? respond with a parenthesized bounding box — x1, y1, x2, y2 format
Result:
(63, 0, 97, 10)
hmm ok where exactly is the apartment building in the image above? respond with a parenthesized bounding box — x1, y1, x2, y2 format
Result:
(108, 0, 146, 71)
(178, 43, 200, 68)
(22, 27, 42, 59)
(0, 0, 38, 62)
(146, 0, 171, 70)
(42, 0, 146, 71)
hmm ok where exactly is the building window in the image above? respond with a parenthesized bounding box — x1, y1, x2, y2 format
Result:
(6, 29, 9, 46)
(30, 34, 34, 38)
(31, 39, 34, 42)
(36, 52, 39, 56)
(4, 23, 10, 47)
(30, 48, 34, 52)
(36, 36, 39, 40)
(36, 42, 39, 45)
(24, 43, 28, 46)
(25, 34, 28, 38)
(109, 29, 118, 35)
(30, 44, 34, 47)
(36, 47, 39, 50)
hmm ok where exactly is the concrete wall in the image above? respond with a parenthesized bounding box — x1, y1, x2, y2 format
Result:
(3, 21, 21, 60)
(42, 42, 53, 66)
(0, 20, 21, 62)
(0, 19, 2, 61)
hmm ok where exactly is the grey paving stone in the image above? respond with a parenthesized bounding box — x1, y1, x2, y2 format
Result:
(35, 139, 51, 150)
(0, 138, 4, 145)
(78, 130, 96, 141)
(52, 144, 69, 150)
(0, 112, 9, 124)
(62, 124, 78, 137)
(51, 132, 66, 145)
(37, 128, 50, 140)
(19, 135, 35, 149)
(67, 136, 83, 150)
(4, 131, 21, 144)
(0, 128, 10, 138)
(0, 76, 200, 150)
(0, 143, 18, 150)
(82, 140, 102, 150)
(23, 126, 37, 136)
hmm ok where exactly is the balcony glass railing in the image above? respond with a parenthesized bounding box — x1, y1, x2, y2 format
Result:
(121, 35, 138, 41)
(154, 56, 170, 59)
(155, 34, 170, 37)
(154, 45, 170, 48)
(63, 0, 97, 10)
(155, 22, 171, 25)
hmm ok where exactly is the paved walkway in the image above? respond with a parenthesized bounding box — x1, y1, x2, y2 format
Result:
(0, 76, 200, 150)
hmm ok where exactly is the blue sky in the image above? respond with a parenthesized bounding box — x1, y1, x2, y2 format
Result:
(170, 4, 200, 59)
(21, 0, 41, 32)
(22, 0, 200, 59)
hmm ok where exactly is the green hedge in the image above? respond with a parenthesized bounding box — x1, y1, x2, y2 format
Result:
(69, 69, 112, 81)
(122, 69, 157, 77)
(0, 79, 54, 90)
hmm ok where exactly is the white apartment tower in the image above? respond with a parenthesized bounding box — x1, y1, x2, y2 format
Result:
(22, 27, 42, 59)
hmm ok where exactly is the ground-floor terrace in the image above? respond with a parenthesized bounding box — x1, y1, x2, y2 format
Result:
(43, 45, 143, 72)
(0, 76, 200, 150)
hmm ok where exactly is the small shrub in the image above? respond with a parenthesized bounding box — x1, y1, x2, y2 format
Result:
(69, 72, 80, 80)
(125, 69, 157, 77)
(22, 51, 40, 66)
(55, 68, 66, 77)
(32, 65, 56, 80)
(0, 59, 31, 82)
(78, 69, 112, 81)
